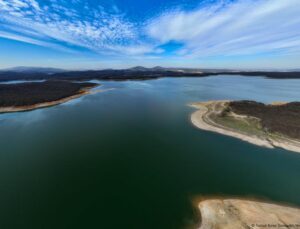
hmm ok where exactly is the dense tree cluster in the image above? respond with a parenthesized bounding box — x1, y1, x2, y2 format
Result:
(0, 81, 97, 107)
(229, 101, 300, 139)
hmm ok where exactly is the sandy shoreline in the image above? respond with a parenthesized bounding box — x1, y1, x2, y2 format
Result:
(0, 86, 101, 114)
(189, 101, 300, 153)
(197, 198, 300, 229)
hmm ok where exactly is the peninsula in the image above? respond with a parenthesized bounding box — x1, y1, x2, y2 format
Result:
(190, 101, 300, 153)
(0, 80, 98, 113)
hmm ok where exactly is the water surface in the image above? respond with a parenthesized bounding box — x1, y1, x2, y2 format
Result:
(1, 75, 300, 229)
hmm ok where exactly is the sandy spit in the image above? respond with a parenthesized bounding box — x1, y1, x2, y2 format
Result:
(190, 101, 273, 148)
(189, 101, 300, 153)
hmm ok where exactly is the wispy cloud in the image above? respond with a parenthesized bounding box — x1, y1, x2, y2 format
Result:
(0, 30, 76, 53)
(146, 0, 300, 58)
(0, 0, 151, 55)
(0, 0, 300, 62)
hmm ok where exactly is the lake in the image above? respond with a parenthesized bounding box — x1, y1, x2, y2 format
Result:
(0, 75, 300, 229)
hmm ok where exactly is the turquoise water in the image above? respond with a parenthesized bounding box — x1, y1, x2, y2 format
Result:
(0, 75, 300, 228)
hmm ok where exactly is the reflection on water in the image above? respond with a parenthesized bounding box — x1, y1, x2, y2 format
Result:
(0, 75, 300, 229)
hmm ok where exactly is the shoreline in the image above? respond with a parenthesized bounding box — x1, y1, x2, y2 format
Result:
(0, 86, 96, 114)
(189, 101, 300, 153)
(196, 198, 300, 229)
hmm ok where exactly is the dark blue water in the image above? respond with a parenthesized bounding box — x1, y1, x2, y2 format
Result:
(0, 76, 300, 229)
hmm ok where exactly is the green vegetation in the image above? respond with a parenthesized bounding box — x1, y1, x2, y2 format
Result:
(210, 113, 266, 138)
(229, 101, 300, 140)
(0, 80, 97, 107)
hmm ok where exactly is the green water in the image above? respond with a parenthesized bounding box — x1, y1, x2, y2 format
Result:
(0, 76, 300, 228)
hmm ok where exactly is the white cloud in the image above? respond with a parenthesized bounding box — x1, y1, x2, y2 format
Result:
(0, 0, 144, 55)
(1, 0, 300, 61)
(28, 0, 40, 11)
(108, 44, 163, 55)
(0, 31, 75, 52)
(146, 0, 300, 58)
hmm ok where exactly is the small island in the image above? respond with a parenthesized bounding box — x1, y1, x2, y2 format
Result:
(197, 198, 300, 229)
(0, 80, 98, 113)
(190, 100, 300, 153)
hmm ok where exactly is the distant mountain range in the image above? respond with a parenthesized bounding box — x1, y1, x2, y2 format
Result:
(127, 66, 232, 73)
(0, 66, 299, 82)
(1, 66, 65, 74)
(0, 66, 232, 74)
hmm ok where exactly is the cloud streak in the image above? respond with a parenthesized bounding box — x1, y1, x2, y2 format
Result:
(146, 0, 300, 58)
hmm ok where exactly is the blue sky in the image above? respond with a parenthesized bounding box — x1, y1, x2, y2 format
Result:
(0, 0, 300, 69)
